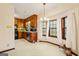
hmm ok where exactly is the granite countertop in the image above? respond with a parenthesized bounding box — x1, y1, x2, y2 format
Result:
(17, 28, 37, 33)
(18, 30, 37, 33)
(24, 31, 37, 33)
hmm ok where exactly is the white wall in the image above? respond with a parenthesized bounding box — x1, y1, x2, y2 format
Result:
(0, 4, 15, 51)
(37, 4, 79, 54)
(56, 10, 77, 51)
(74, 8, 79, 55)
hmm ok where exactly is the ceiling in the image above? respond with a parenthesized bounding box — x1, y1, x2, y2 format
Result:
(13, 3, 79, 19)
(13, 3, 61, 19)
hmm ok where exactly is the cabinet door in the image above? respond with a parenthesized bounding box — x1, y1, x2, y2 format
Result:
(23, 32, 27, 39)
(30, 15, 37, 28)
(30, 32, 37, 42)
(17, 19, 24, 28)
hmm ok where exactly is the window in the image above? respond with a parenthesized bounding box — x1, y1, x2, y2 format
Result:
(41, 21, 47, 36)
(49, 20, 57, 37)
(61, 16, 67, 40)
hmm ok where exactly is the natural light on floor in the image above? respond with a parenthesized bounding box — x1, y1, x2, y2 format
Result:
(4, 39, 65, 56)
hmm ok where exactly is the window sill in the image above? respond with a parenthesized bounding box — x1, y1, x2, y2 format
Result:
(49, 35, 57, 38)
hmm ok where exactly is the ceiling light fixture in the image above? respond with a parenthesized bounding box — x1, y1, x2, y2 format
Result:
(43, 3, 46, 20)
(41, 3, 49, 21)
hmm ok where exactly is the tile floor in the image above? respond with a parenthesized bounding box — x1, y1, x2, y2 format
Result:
(5, 39, 65, 56)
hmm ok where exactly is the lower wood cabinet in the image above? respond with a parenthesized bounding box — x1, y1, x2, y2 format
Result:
(18, 32, 24, 39)
(23, 32, 27, 39)
(18, 32, 22, 39)
(18, 32, 37, 43)
(30, 32, 37, 42)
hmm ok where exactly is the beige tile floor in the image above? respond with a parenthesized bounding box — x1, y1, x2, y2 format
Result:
(5, 39, 65, 56)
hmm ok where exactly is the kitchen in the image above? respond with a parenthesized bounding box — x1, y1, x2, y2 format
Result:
(14, 14, 37, 43)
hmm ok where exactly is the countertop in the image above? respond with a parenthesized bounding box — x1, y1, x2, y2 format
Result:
(18, 31, 37, 33)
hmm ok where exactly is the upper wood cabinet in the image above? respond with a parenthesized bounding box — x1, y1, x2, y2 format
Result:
(15, 14, 37, 29)
(24, 18, 29, 28)
(15, 17, 24, 28)
(14, 17, 24, 39)
(30, 15, 37, 28)
(24, 14, 37, 28)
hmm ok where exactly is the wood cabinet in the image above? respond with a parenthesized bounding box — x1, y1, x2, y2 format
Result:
(24, 14, 37, 28)
(15, 17, 24, 39)
(24, 18, 29, 28)
(30, 32, 37, 42)
(23, 32, 27, 39)
(14, 14, 38, 42)
(18, 32, 21, 39)
(17, 19, 24, 28)
(30, 15, 37, 28)
(24, 15, 38, 41)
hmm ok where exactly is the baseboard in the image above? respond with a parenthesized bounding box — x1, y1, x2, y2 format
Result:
(71, 50, 78, 56)
(0, 48, 15, 53)
(39, 40, 78, 56)
(39, 40, 63, 48)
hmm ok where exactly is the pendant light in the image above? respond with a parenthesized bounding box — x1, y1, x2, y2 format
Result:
(43, 3, 46, 21)
(41, 3, 49, 21)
